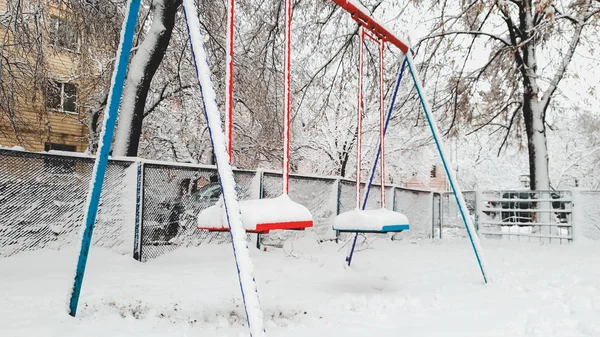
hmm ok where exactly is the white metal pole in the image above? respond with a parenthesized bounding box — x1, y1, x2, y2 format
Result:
(182, 1, 266, 334)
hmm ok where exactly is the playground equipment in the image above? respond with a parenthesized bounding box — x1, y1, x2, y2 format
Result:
(329, 0, 490, 279)
(68, 1, 266, 335)
(196, 0, 313, 234)
(332, 27, 410, 238)
(68, 1, 490, 337)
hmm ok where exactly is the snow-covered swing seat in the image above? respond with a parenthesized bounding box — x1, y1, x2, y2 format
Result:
(196, 1, 312, 234)
(331, 24, 409, 235)
(333, 209, 409, 233)
(197, 195, 312, 234)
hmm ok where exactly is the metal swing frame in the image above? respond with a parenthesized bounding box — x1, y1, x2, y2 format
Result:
(332, 1, 490, 284)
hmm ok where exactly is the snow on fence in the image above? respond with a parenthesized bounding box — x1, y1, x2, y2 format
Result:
(575, 190, 600, 241)
(475, 190, 574, 244)
(438, 191, 476, 239)
(135, 163, 245, 261)
(440, 189, 600, 243)
(3, 148, 598, 260)
(0, 148, 136, 257)
(0, 149, 438, 259)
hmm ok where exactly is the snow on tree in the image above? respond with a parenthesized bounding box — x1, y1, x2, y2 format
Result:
(413, 0, 600, 190)
(77, 0, 600, 190)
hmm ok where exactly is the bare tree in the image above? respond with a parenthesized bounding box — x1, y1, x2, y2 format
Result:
(415, 0, 600, 190)
(0, 0, 125, 150)
(0, 0, 49, 145)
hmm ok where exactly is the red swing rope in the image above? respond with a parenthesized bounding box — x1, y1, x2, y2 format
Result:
(379, 41, 385, 208)
(356, 27, 364, 209)
(225, 0, 234, 160)
(226, 0, 292, 195)
(355, 27, 386, 209)
(283, 0, 292, 194)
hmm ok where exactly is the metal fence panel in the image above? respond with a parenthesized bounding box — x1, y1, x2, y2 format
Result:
(0, 149, 135, 257)
(432, 193, 442, 239)
(4, 147, 595, 261)
(393, 188, 433, 239)
(439, 191, 477, 239)
(476, 190, 573, 243)
(138, 164, 258, 261)
(261, 172, 338, 242)
(577, 190, 600, 240)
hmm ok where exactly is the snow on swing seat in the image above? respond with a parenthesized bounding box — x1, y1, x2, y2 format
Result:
(333, 208, 410, 233)
(197, 194, 313, 233)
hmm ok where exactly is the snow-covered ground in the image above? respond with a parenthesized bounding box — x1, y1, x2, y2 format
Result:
(1, 238, 599, 337)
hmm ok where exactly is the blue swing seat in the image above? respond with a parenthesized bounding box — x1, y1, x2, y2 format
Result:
(332, 208, 410, 233)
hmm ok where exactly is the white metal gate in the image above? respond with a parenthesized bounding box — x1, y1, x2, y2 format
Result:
(475, 190, 573, 243)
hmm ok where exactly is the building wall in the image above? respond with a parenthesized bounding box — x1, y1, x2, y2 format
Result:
(0, 0, 91, 153)
(404, 165, 449, 191)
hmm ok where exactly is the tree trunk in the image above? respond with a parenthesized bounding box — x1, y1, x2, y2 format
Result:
(519, 1, 550, 192)
(522, 97, 550, 191)
(523, 94, 551, 237)
(113, 0, 182, 157)
(339, 151, 349, 177)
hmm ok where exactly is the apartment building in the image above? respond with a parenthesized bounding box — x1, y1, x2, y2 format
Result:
(0, 0, 101, 153)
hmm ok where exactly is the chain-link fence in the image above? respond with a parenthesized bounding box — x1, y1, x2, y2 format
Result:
(5, 148, 597, 261)
(0, 148, 136, 257)
(335, 180, 436, 241)
(0, 148, 440, 260)
(439, 191, 476, 239)
(137, 163, 258, 261)
(261, 172, 338, 243)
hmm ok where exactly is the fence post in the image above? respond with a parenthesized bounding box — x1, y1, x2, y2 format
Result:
(474, 189, 482, 232)
(335, 179, 342, 243)
(570, 188, 581, 243)
(133, 161, 144, 261)
(440, 193, 444, 239)
(256, 170, 264, 249)
(430, 191, 435, 239)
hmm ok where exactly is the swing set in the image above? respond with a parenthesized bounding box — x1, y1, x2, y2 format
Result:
(67, 1, 490, 336)
(196, 0, 313, 234)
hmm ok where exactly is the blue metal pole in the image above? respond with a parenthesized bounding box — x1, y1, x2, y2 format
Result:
(68, 0, 142, 316)
(405, 53, 490, 283)
(346, 57, 407, 266)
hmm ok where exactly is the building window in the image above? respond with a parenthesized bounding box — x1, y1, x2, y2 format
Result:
(430, 165, 437, 178)
(49, 16, 79, 52)
(44, 143, 77, 174)
(47, 81, 77, 113)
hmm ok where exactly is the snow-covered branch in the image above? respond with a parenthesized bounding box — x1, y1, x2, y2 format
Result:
(418, 31, 512, 47)
(539, 24, 584, 110)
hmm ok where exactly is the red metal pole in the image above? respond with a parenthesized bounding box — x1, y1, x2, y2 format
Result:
(356, 26, 364, 209)
(330, 0, 410, 54)
(363, 30, 379, 43)
(379, 41, 385, 208)
(225, 0, 234, 161)
(283, 0, 291, 194)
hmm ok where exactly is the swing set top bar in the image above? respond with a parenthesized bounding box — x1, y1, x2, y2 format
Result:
(331, 0, 411, 54)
